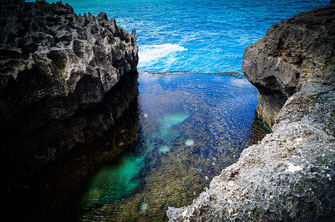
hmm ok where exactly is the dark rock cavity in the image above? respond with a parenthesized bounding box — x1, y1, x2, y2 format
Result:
(0, 0, 139, 195)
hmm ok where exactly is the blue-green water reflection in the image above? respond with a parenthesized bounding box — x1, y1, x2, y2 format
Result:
(79, 72, 267, 221)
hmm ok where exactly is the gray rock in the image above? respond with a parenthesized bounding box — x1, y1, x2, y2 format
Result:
(242, 4, 335, 127)
(0, 0, 138, 192)
(0, 0, 138, 120)
(167, 4, 335, 221)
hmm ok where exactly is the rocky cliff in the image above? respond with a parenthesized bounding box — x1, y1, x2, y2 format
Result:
(0, 0, 138, 192)
(242, 2, 334, 128)
(167, 3, 335, 221)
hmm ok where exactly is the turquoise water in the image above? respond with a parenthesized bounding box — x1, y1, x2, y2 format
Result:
(81, 111, 189, 206)
(79, 72, 268, 221)
(32, 0, 327, 73)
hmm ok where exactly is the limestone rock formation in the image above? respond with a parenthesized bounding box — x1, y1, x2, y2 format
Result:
(242, 3, 334, 127)
(0, 0, 138, 191)
(0, 0, 138, 121)
(167, 4, 335, 221)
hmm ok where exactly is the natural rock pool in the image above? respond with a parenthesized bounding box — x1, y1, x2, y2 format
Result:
(76, 72, 268, 221)
(2, 1, 331, 221)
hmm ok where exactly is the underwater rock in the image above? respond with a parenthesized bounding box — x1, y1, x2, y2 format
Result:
(140, 202, 149, 212)
(159, 146, 171, 154)
(185, 139, 195, 146)
(0, 0, 138, 194)
(168, 4, 335, 221)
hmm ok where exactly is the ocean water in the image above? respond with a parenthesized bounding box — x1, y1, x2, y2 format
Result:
(36, 0, 327, 73)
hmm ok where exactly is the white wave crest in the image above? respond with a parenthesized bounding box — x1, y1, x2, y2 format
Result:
(231, 78, 252, 87)
(139, 44, 187, 66)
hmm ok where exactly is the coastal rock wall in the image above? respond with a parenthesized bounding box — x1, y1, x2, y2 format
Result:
(0, 0, 138, 192)
(242, 3, 334, 127)
(0, 0, 138, 123)
(167, 4, 335, 221)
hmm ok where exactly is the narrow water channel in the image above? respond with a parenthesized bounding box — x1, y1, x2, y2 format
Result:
(78, 72, 268, 221)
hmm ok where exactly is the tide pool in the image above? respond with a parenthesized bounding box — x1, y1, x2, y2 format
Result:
(79, 72, 269, 221)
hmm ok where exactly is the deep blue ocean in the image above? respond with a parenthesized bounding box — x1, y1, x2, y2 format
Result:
(32, 0, 327, 73)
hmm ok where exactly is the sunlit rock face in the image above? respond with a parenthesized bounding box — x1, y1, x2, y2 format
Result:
(242, 3, 335, 128)
(168, 4, 335, 221)
(0, 0, 138, 192)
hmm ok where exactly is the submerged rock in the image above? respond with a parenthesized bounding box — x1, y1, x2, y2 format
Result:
(0, 0, 138, 194)
(168, 3, 335, 221)
(140, 202, 149, 212)
(185, 139, 195, 146)
(159, 146, 171, 154)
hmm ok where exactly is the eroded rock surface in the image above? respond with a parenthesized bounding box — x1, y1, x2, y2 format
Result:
(0, 0, 138, 121)
(0, 0, 138, 192)
(167, 4, 335, 221)
(242, 3, 334, 127)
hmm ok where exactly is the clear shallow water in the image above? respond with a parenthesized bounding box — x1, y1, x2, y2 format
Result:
(33, 0, 327, 72)
(79, 72, 268, 221)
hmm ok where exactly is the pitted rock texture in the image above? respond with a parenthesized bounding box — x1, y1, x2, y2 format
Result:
(0, 0, 138, 192)
(167, 4, 335, 221)
(242, 3, 335, 127)
(0, 0, 138, 121)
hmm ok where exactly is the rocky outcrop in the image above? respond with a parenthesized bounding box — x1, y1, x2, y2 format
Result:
(0, 0, 138, 192)
(242, 3, 334, 128)
(167, 4, 335, 221)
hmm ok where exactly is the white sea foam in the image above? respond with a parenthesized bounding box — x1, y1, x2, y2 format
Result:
(231, 78, 252, 87)
(138, 44, 187, 67)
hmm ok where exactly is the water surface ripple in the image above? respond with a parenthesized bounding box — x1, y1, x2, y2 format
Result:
(79, 72, 268, 221)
